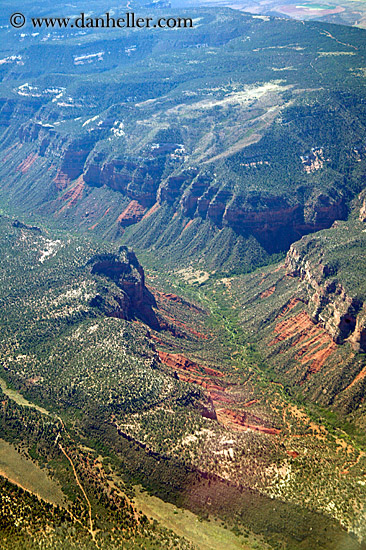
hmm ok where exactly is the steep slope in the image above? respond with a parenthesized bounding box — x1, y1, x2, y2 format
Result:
(213, 193, 366, 428)
(1, 10, 366, 272)
(0, 213, 365, 549)
(0, 214, 213, 548)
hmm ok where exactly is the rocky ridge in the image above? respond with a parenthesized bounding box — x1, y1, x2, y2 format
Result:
(286, 222, 366, 352)
(88, 246, 159, 328)
(286, 240, 366, 351)
(23, 122, 350, 246)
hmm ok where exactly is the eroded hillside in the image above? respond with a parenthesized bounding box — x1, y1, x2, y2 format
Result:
(0, 2, 366, 549)
(0, 213, 363, 548)
(1, 8, 366, 272)
(213, 195, 366, 428)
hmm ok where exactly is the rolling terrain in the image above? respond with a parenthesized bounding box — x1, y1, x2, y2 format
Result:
(1, 6, 366, 274)
(0, 1, 365, 549)
(0, 210, 364, 549)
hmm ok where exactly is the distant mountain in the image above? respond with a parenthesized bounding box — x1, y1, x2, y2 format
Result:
(176, 0, 366, 29)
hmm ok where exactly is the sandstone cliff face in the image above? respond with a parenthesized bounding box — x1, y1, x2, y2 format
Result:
(84, 156, 162, 207)
(0, 98, 44, 129)
(88, 247, 159, 328)
(286, 239, 366, 351)
(180, 176, 346, 250)
(216, 193, 345, 249)
(52, 135, 100, 190)
(9, 102, 348, 254)
(1, 94, 351, 262)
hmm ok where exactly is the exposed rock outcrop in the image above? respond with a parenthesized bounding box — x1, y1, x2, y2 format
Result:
(181, 179, 347, 251)
(84, 155, 164, 207)
(222, 193, 347, 251)
(286, 238, 366, 351)
(53, 135, 98, 190)
(158, 351, 224, 378)
(2, 94, 350, 261)
(216, 408, 281, 435)
(117, 200, 146, 227)
(88, 247, 159, 328)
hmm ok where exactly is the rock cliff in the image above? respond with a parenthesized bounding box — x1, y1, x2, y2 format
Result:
(88, 247, 159, 328)
(286, 229, 366, 352)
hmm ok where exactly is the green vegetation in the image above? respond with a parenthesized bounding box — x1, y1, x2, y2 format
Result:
(0, 3, 366, 548)
(1, 6, 366, 273)
(0, 212, 364, 548)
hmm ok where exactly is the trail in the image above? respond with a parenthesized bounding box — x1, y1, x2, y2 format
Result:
(320, 29, 358, 50)
(0, 376, 99, 546)
(340, 448, 365, 474)
(59, 443, 99, 546)
(310, 58, 322, 77)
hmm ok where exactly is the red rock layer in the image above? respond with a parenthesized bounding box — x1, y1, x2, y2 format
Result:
(270, 309, 337, 376)
(158, 351, 223, 378)
(344, 366, 366, 392)
(260, 286, 276, 299)
(141, 202, 160, 220)
(16, 153, 38, 174)
(117, 200, 146, 227)
(58, 176, 85, 213)
(53, 169, 71, 191)
(216, 408, 281, 435)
